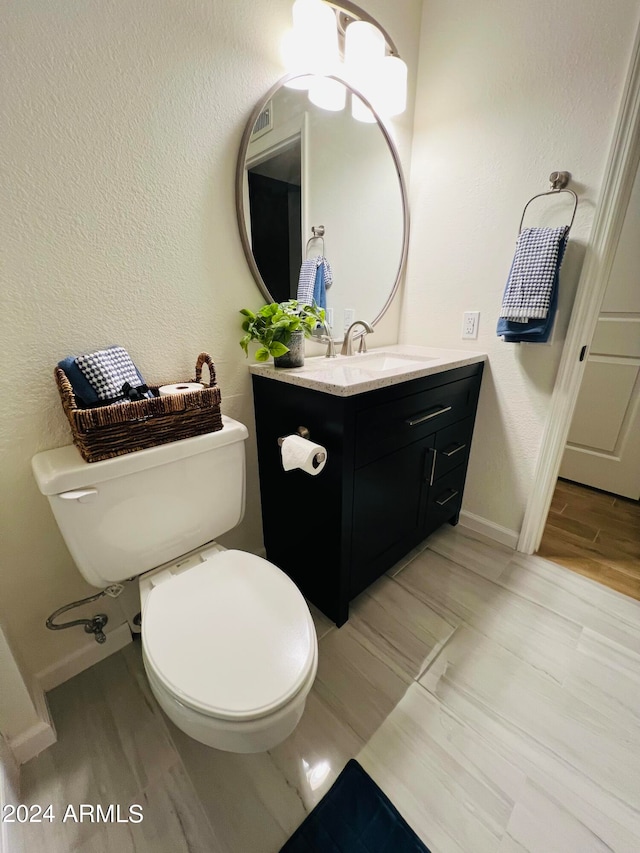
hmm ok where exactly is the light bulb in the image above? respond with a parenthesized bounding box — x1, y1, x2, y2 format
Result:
(281, 30, 312, 88)
(309, 76, 346, 111)
(284, 0, 338, 78)
(345, 21, 385, 122)
(379, 55, 407, 116)
(345, 21, 385, 67)
(351, 92, 377, 123)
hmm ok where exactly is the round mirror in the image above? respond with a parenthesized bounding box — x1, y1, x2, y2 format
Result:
(235, 74, 409, 331)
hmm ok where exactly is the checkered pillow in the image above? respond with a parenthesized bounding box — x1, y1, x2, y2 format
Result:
(76, 346, 148, 402)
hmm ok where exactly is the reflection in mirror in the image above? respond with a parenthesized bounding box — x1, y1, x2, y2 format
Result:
(248, 139, 302, 301)
(236, 75, 409, 332)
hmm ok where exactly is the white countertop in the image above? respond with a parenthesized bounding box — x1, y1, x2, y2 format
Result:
(249, 344, 486, 397)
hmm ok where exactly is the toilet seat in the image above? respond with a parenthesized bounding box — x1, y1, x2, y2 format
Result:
(141, 550, 316, 722)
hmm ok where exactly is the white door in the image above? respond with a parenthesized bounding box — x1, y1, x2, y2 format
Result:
(559, 161, 640, 499)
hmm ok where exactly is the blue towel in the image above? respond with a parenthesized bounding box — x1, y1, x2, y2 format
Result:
(499, 226, 568, 322)
(297, 256, 333, 306)
(58, 356, 102, 407)
(313, 263, 327, 310)
(497, 235, 567, 343)
(58, 346, 153, 406)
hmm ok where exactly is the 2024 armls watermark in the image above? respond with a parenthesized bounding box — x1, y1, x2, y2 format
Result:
(2, 804, 144, 824)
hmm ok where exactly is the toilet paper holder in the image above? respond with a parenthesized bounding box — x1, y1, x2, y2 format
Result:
(277, 426, 326, 469)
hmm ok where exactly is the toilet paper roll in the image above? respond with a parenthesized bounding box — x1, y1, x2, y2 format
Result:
(158, 382, 204, 396)
(280, 434, 327, 476)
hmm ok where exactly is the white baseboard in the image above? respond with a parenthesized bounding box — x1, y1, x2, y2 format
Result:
(1, 736, 19, 853)
(9, 669, 59, 764)
(459, 510, 519, 549)
(0, 738, 18, 797)
(8, 719, 56, 765)
(36, 621, 133, 693)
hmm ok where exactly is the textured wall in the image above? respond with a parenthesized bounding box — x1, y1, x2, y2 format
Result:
(402, 0, 640, 536)
(0, 0, 422, 681)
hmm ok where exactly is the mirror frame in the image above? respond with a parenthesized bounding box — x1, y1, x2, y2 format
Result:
(235, 73, 410, 329)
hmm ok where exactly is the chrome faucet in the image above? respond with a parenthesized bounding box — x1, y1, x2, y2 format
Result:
(341, 320, 374, 356)
(318, 318, 337, 358)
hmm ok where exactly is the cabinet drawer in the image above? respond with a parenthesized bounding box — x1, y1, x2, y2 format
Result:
(427, 465, 466, 527)
(356, 376, 478, 467)
(432, 417, 474, 482)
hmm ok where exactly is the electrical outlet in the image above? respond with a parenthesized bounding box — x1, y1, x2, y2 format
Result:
(344, 308, 355, 331)
(462, 311, 480, 340)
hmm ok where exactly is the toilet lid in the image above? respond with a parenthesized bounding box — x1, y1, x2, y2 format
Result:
(142, 550, 316, 721)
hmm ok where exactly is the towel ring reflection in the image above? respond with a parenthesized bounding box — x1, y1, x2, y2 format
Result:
(305, 225, 325, 257)
(518, 171, 578, 235)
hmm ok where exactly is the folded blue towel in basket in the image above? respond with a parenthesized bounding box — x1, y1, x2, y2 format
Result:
(58, 346, 154, 407)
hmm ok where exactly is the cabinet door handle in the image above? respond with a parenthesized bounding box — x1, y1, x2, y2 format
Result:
(435, 488, 459, 507)
(406, 405, 452, 427)
(441, 442, 466, 458)
(429, 448, 437, 486)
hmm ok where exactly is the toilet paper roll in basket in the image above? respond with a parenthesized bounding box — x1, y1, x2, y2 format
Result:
(280, 434, 327, 476)
(158, 382, 204, 396)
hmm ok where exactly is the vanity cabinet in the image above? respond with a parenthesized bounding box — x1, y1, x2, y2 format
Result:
(251, 361, 483, 626)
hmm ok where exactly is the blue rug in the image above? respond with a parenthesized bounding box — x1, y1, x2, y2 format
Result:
(279, 759, 431, 853)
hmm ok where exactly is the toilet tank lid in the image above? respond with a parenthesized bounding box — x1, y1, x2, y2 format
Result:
(32, 415, 248, 495)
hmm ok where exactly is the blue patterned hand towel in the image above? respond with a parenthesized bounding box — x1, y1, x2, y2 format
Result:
(497, 232, 568, 343)
(297, 259, 317, 305)
(297, 257, 333, 306)
(499, 226, 568, 322)
(58, 346, 153, 407)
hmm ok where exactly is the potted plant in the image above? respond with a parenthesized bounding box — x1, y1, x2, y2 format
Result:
(239, 300, 325, 368)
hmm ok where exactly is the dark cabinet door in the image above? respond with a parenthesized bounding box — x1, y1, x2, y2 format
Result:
(350, 435, 434, 598)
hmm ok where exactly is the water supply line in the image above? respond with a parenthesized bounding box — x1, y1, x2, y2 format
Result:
(45, 584, 125, 644)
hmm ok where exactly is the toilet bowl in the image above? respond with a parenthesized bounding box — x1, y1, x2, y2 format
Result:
(31, 415, 318, 752)
(139, 546, 318, 752)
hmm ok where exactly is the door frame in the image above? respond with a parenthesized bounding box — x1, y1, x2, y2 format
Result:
(518, 20, 640, 554)
(242, 110, 310, 260)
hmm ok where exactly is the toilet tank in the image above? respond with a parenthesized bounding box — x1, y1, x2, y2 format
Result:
(32, 416, 249, 587)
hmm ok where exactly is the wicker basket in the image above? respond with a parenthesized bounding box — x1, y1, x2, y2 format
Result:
(55, 352, 223, 463)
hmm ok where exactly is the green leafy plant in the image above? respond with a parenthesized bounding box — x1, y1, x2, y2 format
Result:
(239, 300, 326, 362)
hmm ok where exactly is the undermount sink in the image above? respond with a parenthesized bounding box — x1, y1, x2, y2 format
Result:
(297, 350, 437, 379)
(350, 352, 437, 372)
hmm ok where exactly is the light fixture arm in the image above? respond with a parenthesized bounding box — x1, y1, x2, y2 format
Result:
(324, 0, 400, 57)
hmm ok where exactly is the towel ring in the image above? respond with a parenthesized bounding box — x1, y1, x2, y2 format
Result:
(518, 171, 578, 235)
(305, 225, 325, 257)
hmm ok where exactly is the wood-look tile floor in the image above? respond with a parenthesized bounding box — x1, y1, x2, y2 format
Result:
(538, 478, 640, 601)
(11, 526, 640, 852)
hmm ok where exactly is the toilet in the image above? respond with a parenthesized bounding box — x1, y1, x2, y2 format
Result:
(32, 415, 318, 753)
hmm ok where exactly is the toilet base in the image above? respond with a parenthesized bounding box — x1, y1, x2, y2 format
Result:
(143, 646, 317, 753)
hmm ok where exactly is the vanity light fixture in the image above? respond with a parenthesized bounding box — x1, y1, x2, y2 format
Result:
(281, 0, 407, 120)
